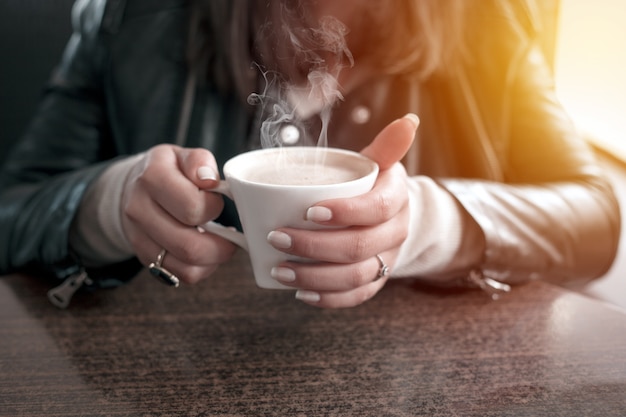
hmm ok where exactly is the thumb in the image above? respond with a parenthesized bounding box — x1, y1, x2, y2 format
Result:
(176, 147, 220, 188)
(360, 113, 419, 170)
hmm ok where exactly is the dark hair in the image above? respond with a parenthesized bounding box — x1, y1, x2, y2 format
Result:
(188, 1, 537, 103)
(188, 1, 303, 101)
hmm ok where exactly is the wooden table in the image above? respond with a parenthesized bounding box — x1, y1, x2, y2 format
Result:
(1, 250, 625, 416)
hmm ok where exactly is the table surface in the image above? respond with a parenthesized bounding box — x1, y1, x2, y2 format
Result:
(1, 250, 625, 417)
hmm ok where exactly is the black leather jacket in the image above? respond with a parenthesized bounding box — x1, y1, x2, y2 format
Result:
(0, 0, 621, 292)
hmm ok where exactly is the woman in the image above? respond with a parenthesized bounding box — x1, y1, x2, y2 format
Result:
(0, 0, 620, 308)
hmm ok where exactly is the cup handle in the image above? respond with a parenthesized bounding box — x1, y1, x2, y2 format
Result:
(199, 221, 248, 251)
(209, 181, 233, 199)
(200, 181, 248, 251)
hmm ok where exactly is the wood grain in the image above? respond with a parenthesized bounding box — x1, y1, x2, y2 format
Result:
(1, 250, 625, 416)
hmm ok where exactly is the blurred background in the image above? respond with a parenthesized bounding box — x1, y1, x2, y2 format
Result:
(555, 0, 626, 163)
(0, 0, 75, 166)
(0, 0, 624, 308)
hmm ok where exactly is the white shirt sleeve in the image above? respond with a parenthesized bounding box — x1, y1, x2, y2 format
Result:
(69, 154, 144, 267)
(391, 176, 466, 278)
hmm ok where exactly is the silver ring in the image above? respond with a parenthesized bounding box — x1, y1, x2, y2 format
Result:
(148, 248, 180, 287)
(374, 254, 390, 281)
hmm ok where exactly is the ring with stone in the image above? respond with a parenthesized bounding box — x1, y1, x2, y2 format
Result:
(148, 248, 180, 287)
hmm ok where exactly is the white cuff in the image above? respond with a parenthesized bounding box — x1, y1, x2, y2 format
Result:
(392, 176, 465, 277)
(69, 154, 144, 266)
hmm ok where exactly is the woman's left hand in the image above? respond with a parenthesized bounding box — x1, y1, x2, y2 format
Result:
(266, 114, 419, 308)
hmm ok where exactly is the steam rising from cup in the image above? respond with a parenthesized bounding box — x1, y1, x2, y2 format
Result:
(247, 15, 353, 152)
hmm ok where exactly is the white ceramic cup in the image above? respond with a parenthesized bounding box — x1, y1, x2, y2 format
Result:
(200, 146, 379, 289)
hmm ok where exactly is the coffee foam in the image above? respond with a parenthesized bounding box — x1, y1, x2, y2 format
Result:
(245, 161, 359, 186)
(226, 147, 375, 188)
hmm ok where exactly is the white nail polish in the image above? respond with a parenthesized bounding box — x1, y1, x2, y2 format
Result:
(271, 266, 296, 283)
(267, 231, 292, 249)
(197, 166, 217, 181)
(295, 290, 321, 303)
(306, 206, 333, 222)
(403, 113, 420, 129)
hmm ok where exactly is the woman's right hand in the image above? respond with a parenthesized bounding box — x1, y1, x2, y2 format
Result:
(121, 144, 237, 284)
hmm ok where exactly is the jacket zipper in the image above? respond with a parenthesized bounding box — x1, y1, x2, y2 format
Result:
(466, 269, 511, 300)
(47, 268, 92, 309)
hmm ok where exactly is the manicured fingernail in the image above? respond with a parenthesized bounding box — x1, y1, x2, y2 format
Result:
(295, 290, 321, 303)
(267, 231, 292, 249)
(403, 113, 420, 129)
(306, 206, 333, 222)
(271, 266, 296, 283)
(197, 166, 217, 181)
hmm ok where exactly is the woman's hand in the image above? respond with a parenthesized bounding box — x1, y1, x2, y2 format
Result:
(121, 145, 237, 284)
(267, 114, 419, 308)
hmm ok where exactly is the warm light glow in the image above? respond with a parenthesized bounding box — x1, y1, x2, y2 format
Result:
(554, 0, 626, 160)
